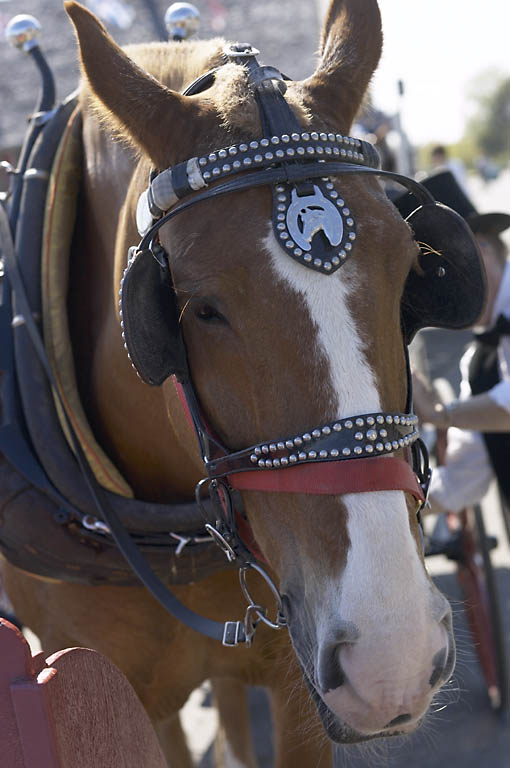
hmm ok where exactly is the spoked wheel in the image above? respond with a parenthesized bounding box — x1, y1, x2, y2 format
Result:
(451, 506, 509, 714)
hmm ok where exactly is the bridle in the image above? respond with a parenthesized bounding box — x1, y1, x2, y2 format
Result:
(117, 44, 432, 645)
(0, 43, 433, 649)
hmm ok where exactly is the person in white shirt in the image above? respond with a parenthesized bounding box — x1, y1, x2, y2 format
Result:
(410, 172, 510, 513)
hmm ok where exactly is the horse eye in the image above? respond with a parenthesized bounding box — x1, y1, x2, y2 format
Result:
(195, 303, 227, 323)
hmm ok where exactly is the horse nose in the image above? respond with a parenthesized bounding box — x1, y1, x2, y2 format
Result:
(316, 621, 360, 693)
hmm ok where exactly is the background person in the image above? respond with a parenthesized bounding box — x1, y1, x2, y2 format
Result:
(407, 171, 510, 513)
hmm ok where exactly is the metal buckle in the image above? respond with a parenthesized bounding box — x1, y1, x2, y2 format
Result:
(222, 620, 245, 647)
(223, 43, 260, 58)
(81, 514, 111, 535)
(204, 522, 237, 562)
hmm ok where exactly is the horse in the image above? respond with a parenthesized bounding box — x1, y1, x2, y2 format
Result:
(1, 1, 463, 765)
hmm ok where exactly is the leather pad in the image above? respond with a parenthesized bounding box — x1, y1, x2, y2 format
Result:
(120, 249, 188, 385)
(401, 203, 487, 343)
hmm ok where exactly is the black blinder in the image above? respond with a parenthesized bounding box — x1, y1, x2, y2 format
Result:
(401, 203, 486, 344)
(120, 247, 187, 385)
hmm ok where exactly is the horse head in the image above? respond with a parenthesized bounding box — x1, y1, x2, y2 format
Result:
(66, 0, 454, 742)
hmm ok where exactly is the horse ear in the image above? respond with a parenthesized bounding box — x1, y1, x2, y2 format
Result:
(302, 0, 383, 131)
(64, 1, 200, 167)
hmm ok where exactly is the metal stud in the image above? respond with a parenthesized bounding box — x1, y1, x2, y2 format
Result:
(291, 132, 300, 141)
(249, 140, 259, 149)
(222, 164, 231, 173)
(203, 171, 212, 181)
(376, 443, 384, 451)
(289, 454, 298, 463)
(261, 445, 269, 454)
(312, 429, 321, 438)
(339, 250, 347, 260)
(298, 452, 307, 461)
(297, 147, 305, 155)
(233, 160, 242, 170)
(367, 417, 375, 425)
(301, 132, 310, 141)
(333, 423, 342, 431)
(344, 420, 353, 429)
(243, 157, 252, 166)
(330, 190, 338, 199)
(269, 443, 277, 452)
(199, 157, 207, 166)
(286, 148, 295, 156)
(319, 450, 328, 459)
(273, 459, 281, 467)
(258, 459, 265, 467)
(286, 241, 294, 249)
(394, 416, 400, 424)
(294, 248, 303, 256)
(308, 450, 317, 459)
(285, 440, 294, 450)
(385, 442, 392, 452)
(333, 147, 340, 155)
(306, 146, 315, 154)
(303, 433, 312, 442)
(304, 254, 312, 262)
(316, 146, 324, 154)
(386, 415, 393, 424)
(254, 154, 263, 163)
(208, 153, 217, 162)
(294, 437, 303, 447)
(277, 204, 286, 211)
(392, 441, 399, 450)
(324, 262, 332, 271)
(354, 432, 363, 441)
(218, 149, 228, 159)
(277, 194, 286, 203)
(379, 429, 388, 438)
(330, 449, 339, 457)
(311, 132, 319, 140)
(279, 231, 289, 239)
(365, 444, 374, 454)
(277, 223, 286, 231)
(239, 144, 248, 152)
(354, 446, 362, 455)
(271, 136, 280, 144)
(281, 457, 289, 466)
(281, 134, 290, 143)
(276, 149, 285, 158)
(265, 459, 273, 468)
(366, 429, 377, 441)
(229, 147, 238, 155)
(376, 415, 384, 424)
(332, 256, 340, 266)
(322, 426, 331, 435)
(261, 138, 270, 147)
(342, 447, 351, 456)
(349, 233, 356, 241)
(265, 152, 274, 160)
(313, 258, 322, 267)
(355, 418, 364, 426)
(277, 214, 285, 222)
(277, 442, 285, 450)
(346, 218, 354, 227)
(254, 447, 262, 456)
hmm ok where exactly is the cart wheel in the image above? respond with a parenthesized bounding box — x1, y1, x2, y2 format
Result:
(454, 505, 509, 714)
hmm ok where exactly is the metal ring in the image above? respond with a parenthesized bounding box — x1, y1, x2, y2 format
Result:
(239, 562, 287, 630)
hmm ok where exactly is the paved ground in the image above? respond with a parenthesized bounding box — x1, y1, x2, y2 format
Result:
(2, 1, 510, 765)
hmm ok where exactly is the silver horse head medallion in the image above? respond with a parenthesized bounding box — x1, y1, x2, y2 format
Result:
(272, 181, 356, 274)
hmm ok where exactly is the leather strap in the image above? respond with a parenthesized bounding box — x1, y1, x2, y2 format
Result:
(230, 457, 424, 500)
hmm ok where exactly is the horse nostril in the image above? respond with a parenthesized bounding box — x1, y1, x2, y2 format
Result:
(316, 622, 359, 693)
(429, 646, 448, 688)
(385, 713, 412, 729)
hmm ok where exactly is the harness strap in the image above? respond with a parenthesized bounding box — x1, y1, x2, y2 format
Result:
(230, 458, 424, 500)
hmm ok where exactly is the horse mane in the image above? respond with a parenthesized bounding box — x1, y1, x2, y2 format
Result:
(79, 38, 311, 143)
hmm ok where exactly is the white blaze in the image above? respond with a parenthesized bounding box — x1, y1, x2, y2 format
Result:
(263, 230, 436, 716)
